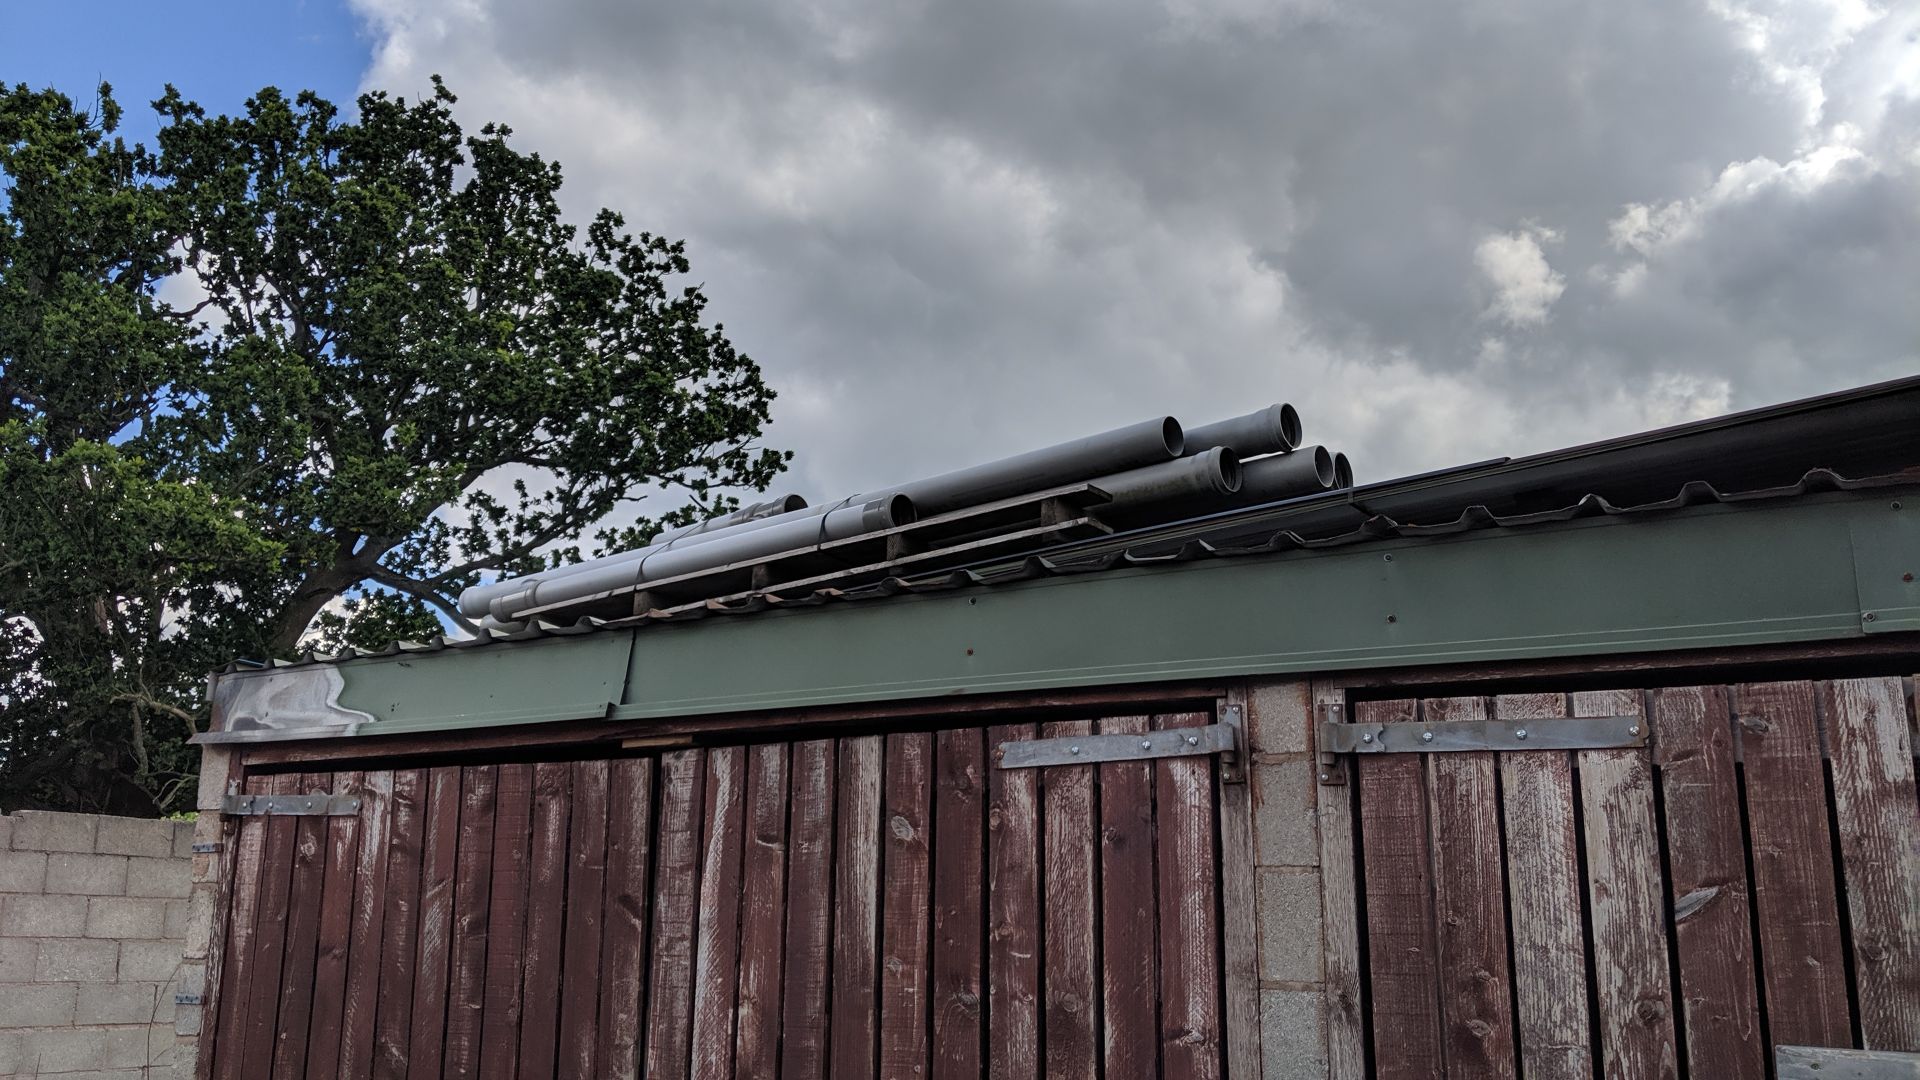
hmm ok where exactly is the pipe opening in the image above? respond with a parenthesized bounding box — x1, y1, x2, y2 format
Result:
(1309, 445, 1336, 488)
(1216, 448, 1244, 493)
(1332, 451, 1353, 489)
(775, 493, 809, 513)
(1277, 403, 1303, 451)
(883, 492, 917, 527)
(1160, 416, 1186, 457)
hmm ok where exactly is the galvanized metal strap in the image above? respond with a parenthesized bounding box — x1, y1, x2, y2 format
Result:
(997, 722, 1238, 769)
(221, 793, 362, 817)
(1317, 715, 1646, 755)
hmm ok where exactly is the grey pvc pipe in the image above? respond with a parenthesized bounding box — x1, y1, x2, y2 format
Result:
(1092, 447, 1242, 510)
(655, 493, 809, 544)
(1332, 452, 1354, 490)
(1237, 445, 1337, 503)
(870, 415, 1184, 517)
(1182, 404, 1301, 459)
(480, 493, 913, 621)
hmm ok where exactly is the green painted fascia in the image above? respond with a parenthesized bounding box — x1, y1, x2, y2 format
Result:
(341, 491, 1916, 737)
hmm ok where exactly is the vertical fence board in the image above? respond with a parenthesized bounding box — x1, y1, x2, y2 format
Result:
(1572, 689, 1678, 1080)
(479, 764, 533, 1080)
(338, 770, 393, 1080)
(880, 732, 934, 1080)
(1357, 699, 1444, 1080)
(407, 766, 462, 1080)
(373, 769, 427, 1080)
(271, 771, 334, 1080)
(1495, 693, 1593, 1080)
(987, 723, 1042, 1080)
(735, 744, 792, 1079)
(1736, 681, 1852, 1048)
(1654, 686, 1764, 1080)
(598, 757, 657, 1080)
(781, 739, 838, 1080)
(1822, 677, 1920, 1051)
(517, 761, 574, 1080)
(445, 765, 498, 1080)
(1042, 718, 1100, 1080)
(691, 747, 746, 1080)
(305, 770, 365, 1080)
(1216, 690, 1264, 1080)
(832, 735, 885, 1080)
(1423, 696, 1517, 1080)
(210, 773, 270, 1080)
(643, 749, 707, 1080)
(1099, 715, 1160, 1079)
(1155, 710, 1224, 1080)
(242, 774, 302, 1079)
(557, 759, 611, 1080)
(1315, 685, 1369, 1080)
(931, 728, 986, 1080)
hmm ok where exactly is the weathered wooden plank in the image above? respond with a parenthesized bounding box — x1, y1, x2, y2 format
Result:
(780, 739, 838, 1080)
(517, 761, 574, 1080)
(690, 746, 746, 1080)
(271, 771, 334, 1080)
(987, 722, 1041, 1080)
(597, 757, 657, 1080)
(444, 765, 498, 1080)
(1423, 696, 1517, 1080)
(373, 768, 427, 1080)
(832, 735, 885, 1080)
(210, 773, 271, 1080)
(1155, 710, 1224, 1080)
(1823, 677, 1920, 1051)
(1356, 699, 1443, 1080)
(644, 748, 708, 1080)
(732, 744, 791, 1079)
(337, 770, 393, 1080)
(1777, 1045, 1920, 1079)
(478, 763, 533, 1080)
(557, 759, 612, 1080)
(242, 773, 303, 1080)
(1572, 689, 1679, 1080)
(1494, 693, 1593, 1080)
(304, 770, 364, 1080)
(1654, 686, 1764, 1080)
(1314, 685, 1368, 1080)
(406, 766, 462, 1080)
(1215, 690, 1263, 1080)
(879, 732, 934, 1080)
(931, 727, 986, 1080)
(1735, 680, 1852, 1048)
(1099, 715, 1159, 1078)
(1042, 718, 1100, 1080)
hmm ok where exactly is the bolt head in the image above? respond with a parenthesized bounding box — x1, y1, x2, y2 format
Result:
(1185, 734, 1200, 745)
(1515, 728, 1528, 740)
(1628, 725, 1641, 736)
(1361, 732, 1375, 743)
(1383, 553, 1394, 562)
(1140, 740, 1153, 750)
(1865, 612, 1878, 622)
(1319, 772, 1330, 782)
(1069, 745, 1081, 754)
(1421, 730, 1434, 742)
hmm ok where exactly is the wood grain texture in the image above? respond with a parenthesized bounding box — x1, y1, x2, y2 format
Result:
(304, 770, 365, 1080)
(270, 771, 333, 1080)
(1214, 690, 1263, 1080)
(734, 744, 791, 1079)
(597, 757, 657, 1080)
(1571, 689, 1678, 1080)
(407, 766, 462, 1080)
(210, 773, 270, 1080)
(1314, 685, 1368, 1080)
(557, 758, 611, 1080)
(879, 731, 934, 1080)
(242, 773, 301, 1080)
(337, 770, 394, 1080)
(444, 765, 498, 1080)
(1494, 693, 1593, 1080)
(832, 735, 885, 1080)
(643, 749, 707, 1080)
(1042, 718, 1101, 1080)
(780, 739, 838, 1080)
(1653, 686, 1764, 1080)
(1356, 699, 1444, 1080)
(1822, 677, 1920, 1051)
(1098, 715, 1160, 1079)
(479, 764, 533, 1080)
(1735, 680, 1852, 1048)
(517, 761, 573, 1080)
(1155, 710, 1223, 1080)
(986, 723, 1041, 1080)
(690, 746, 746, 1080)
(1422, 696, 1517, 1080)
(930, 727, 986, 1080)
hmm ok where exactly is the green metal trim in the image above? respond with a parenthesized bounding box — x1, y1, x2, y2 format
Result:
(325, 492, 1915, 737)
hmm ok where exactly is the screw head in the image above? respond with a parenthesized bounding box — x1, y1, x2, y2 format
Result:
(1383, 553, 1394, 562)
(1865, 612, 1878, 622)
(1894, 501, 1904, 510)
(1515, 728, 1529, 740)
(1421, 730, 1435, 742)
(1628, 725, 1641, 736)
(1069, 745, 1081, 755)
(1140, 740, 1153, 750)
(1318, 772, 1330, 782)
(1185, 734, 1200, 746)
(1361, 732, 1375, 743)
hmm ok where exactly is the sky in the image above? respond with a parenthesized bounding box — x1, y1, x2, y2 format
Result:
(5, 0, 1917, 509)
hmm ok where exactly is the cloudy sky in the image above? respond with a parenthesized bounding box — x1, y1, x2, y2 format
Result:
(8, 0, 1918, 502)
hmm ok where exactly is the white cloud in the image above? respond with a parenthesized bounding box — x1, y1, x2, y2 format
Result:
(1475, 226, 1567, 328)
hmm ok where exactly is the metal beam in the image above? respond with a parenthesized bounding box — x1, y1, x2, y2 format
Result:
(221, 793, 362, 817)
(1317, 716, 1646, 755)
(996, 722, 1238, 769)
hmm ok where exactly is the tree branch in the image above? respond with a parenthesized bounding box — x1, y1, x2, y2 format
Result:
(367, 565, 481, 637)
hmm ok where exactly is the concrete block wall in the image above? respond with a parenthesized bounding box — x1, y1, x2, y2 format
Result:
(1246, 680, 1330, 1079)
(0, 812, 195, 1079)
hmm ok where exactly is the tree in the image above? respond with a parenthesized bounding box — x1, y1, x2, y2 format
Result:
(0, 79, 788, 814)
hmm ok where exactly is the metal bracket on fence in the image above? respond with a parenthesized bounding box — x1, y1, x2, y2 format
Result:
(1218, 703, 1246, 785)
(1776, 1045, 1920, 1079)
(996, 722, 1239, 769)
(220, 793, 361, 817)
(1317, 715, 1647, 759)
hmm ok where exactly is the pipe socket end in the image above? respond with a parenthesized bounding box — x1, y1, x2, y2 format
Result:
(1159, 416, 1186, 457)
(1332, 451, 1353, 490)
(1274, 403, 1303, 451)
(1208, 446, 1244, 495)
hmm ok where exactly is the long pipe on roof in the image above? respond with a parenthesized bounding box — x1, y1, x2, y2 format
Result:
(1093, 446, 1243, 508)
(1236, 445, 1338, 503)
(869, 415, 1185, 517)
(1182, 403, 1301, 459)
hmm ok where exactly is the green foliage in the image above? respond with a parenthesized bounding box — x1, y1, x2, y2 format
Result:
(0, 79, 787, 814)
